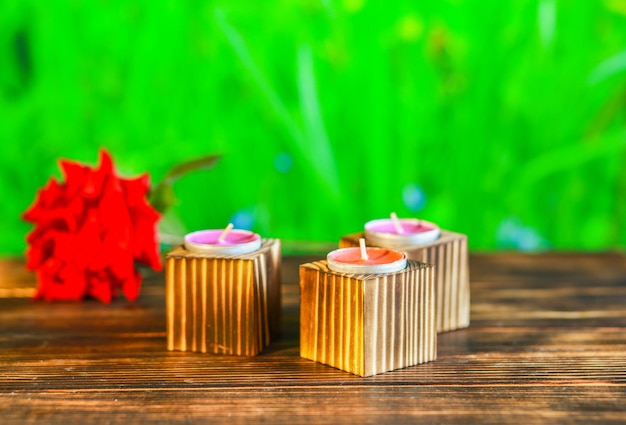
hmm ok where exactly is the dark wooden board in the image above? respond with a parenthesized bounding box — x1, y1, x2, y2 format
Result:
(0, 253, 625, 424)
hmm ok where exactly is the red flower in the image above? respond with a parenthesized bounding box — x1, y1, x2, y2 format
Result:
(23, 150, 162, 302)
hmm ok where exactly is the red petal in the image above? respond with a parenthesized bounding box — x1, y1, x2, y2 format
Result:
(24, 237, 54, 270)
(82, 150, 114, 199)
(86, 270, 112, 303)
(107, 232, 134, 279)
(51, 232, 79, 265)
(98, 149, 114, 175)
(121, 174, 150, 207)
(40, 256, 62, 274)
(120, 269, 142, 302)
(34, 261, 86, 302)
(60, 159, 88, 199)
(23, 178, 63, 222)
(33, 270, 55, 301)
(75, 209, 102, 265)
(40, 179, 66, 210)
(63, 196, 83, 232)
(134, 220, 162, 270)
(97, 178, 131, 231)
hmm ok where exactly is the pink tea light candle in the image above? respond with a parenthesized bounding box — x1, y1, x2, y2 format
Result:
(327, 238, 407, 274)
(184, 223, 262, 255)
(365, 212, 440, 248)
(168, 223, 281, 356)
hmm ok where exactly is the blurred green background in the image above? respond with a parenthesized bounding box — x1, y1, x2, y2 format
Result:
(1, 0, 625, 255)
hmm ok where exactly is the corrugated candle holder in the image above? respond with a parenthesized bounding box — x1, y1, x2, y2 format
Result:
(166, 239, 281, 356)
(299, 260, 436, 377)
(340, 230, 469, 333)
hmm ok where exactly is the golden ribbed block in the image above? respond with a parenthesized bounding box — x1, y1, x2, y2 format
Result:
(166, 239, 281, 356)
(299, 260, 436, 377)
(340, 231, 470, 333)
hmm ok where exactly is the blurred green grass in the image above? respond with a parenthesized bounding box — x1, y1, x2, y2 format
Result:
(1, 0, 625, 254)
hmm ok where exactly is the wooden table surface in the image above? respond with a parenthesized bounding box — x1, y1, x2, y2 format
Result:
(1, 252, 625, 424)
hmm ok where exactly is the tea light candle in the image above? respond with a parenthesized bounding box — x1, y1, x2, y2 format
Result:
(184, 223, 262, 255)
(365, 212, 440, 248)
(327, 238, 407, 274)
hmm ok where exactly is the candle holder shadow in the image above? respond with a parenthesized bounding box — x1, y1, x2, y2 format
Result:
(340, 230, 469, 333)
(299, 260, 436, 377)
(166, 239, 281, 356)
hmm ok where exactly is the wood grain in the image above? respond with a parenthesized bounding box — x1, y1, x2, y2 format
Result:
(299, 260, 436, 376)
(0, 252, 625, 424)
(340, 230, 470, 332)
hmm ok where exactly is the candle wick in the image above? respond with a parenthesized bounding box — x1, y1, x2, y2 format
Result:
(390, 212, 404, 234)
(217, 223, 234, 243)
(359, 238, 369, 261)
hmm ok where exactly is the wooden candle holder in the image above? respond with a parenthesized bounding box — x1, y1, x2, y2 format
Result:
(340, 230, 469, 333)
(300, 260, 436, 377)
(166, 239, 281, 356)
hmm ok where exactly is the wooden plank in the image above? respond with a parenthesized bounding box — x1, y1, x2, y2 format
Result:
(0, 252, 625, 424)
